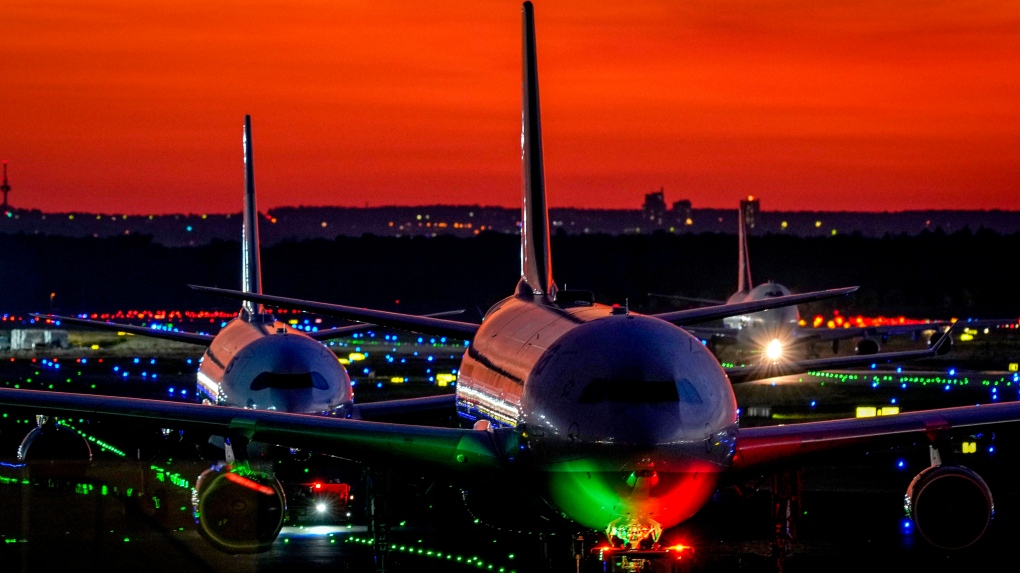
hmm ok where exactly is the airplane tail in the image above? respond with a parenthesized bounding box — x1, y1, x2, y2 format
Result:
(242, 115, 264, 317)
(517, 1, 557, 300)
(737, 198, 753, 294)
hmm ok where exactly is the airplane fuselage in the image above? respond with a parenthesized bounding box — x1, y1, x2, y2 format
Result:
(723, 282, 801, 347)
(198, 316, 352, 415)
(456, 294, 738, 544)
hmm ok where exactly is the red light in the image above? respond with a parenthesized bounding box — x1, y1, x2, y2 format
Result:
(224, 472, 276, 496)
(314, 482, 322, 490)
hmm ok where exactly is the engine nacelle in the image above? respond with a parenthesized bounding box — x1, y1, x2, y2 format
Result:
(18, 419, 92, 461)
(194, 463, 286, 553)
(855, 338, 880, 355)
(905, 465, 993, 550)
(929, 331, 953, 355)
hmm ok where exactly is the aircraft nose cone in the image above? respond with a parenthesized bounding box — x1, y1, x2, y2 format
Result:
(269, 388, 316, 413)
(524, 314, 736, 446)
(223, 332, 351, 413)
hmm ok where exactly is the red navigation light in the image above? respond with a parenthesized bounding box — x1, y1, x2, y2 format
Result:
(314, 482, 322, 490)
(224, 472, 277, 496)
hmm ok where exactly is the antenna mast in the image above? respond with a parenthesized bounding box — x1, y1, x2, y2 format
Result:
(1, 162, 10, 213)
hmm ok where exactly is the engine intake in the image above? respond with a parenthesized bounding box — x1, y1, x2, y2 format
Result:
(905, 465, 993, 550)
(929, 331, 953, 355)
(18, 419, 92, 461)
(855, 338, 880, 355)
(195, 463, 286, 553)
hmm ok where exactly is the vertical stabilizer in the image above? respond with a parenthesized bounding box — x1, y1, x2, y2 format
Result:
(518, 1, 557, 300)
(737, 200, 753, 294)
(242, 115, 264, 317)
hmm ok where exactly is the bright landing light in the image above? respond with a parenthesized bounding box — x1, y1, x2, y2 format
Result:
(765, 339, 783, 361)
(315, 503, 328, 513)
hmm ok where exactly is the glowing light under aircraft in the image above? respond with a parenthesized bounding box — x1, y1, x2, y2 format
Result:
(765, 339, 784, 361)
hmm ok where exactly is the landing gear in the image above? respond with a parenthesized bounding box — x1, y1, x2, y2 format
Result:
(769, 469, 802, 572)
(365, 468, 391, 573)
(586, 544, 694, 572)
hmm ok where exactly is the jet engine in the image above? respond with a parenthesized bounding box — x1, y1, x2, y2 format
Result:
(18, 416, 92, 461)
(929, 331, 953, 355)
(905, 465, 993, 550)
(855, 338, 880, 355)
(194, 463, 286, 553)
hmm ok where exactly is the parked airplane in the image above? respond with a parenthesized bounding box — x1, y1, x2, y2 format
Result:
(653, 198, 950, 359)
(1, 3, 1010, 567)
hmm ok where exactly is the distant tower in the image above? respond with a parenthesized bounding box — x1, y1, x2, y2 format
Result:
(671, 199, 692, 226)
(643, 188, 667, 225)
(1, 161, 10, 213)
(740, 195, 759, 230)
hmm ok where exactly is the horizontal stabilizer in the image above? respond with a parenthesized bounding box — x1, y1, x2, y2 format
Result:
(0, 388, 503, 472)
(652, 286, 858, 326)
(190, 285, 480, 339)
(725, 327, 953, 384)
(32, 314, 214, 346)
(306, 309, 466, 341)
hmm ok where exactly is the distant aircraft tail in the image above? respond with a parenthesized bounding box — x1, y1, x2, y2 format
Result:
(242, 115, 264, 317)
(737, 199, 753, 294)
(517, 1, 557, 300)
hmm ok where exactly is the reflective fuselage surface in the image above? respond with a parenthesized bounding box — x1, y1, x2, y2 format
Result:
(723, 282, 801, 346)
(198, 318, 351, 415)
(456, 295, 738, 541)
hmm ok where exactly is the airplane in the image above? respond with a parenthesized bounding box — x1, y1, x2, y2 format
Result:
(1, 3, 1014, 567)
(34, 116, 353, 417)
(34, 117, 458, 418)
(652, 197, 953, 360)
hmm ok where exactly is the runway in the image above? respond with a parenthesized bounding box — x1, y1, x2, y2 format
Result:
(1, 330, 1019, 571)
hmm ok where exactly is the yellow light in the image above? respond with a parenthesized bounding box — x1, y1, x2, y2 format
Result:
(116, 332, 134, 336)
(90, 344, 100, 350)
(390, 377, 405, 384)
(962, 441, 977, 454)
(348, 352, 366, 362)
(781, 221, 788, 229)
(815, 220, 822, 228)
(288, 319, 298, 325)
(858, 406, 897, 418)
(765, 339, 783, 361)
(959, 334, 974, 342)
(338, 358, 350, 365)
(1009, 363, 1018, 372)
(436, 373, 457, 387)
(856, 406, 877, 418)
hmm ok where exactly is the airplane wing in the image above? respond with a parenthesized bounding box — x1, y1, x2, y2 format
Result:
(305, 309, 466, 341)
(733, 400, 1020, 471)
(648, 292, 726, 306)
(351, 393, 457, 421)
(724, 326, 952, 384)
(801, 317, 1018, 343)
(681, 325, 735, 340)
(802, 322, 948, 342)
(34, 314, 214, 346)
(651, 287, 858, 326)
(0, 388, 503, 472)
(190, 285, 480, 339)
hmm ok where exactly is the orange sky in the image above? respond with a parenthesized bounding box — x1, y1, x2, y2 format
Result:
(3, 0, 1019, 213)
